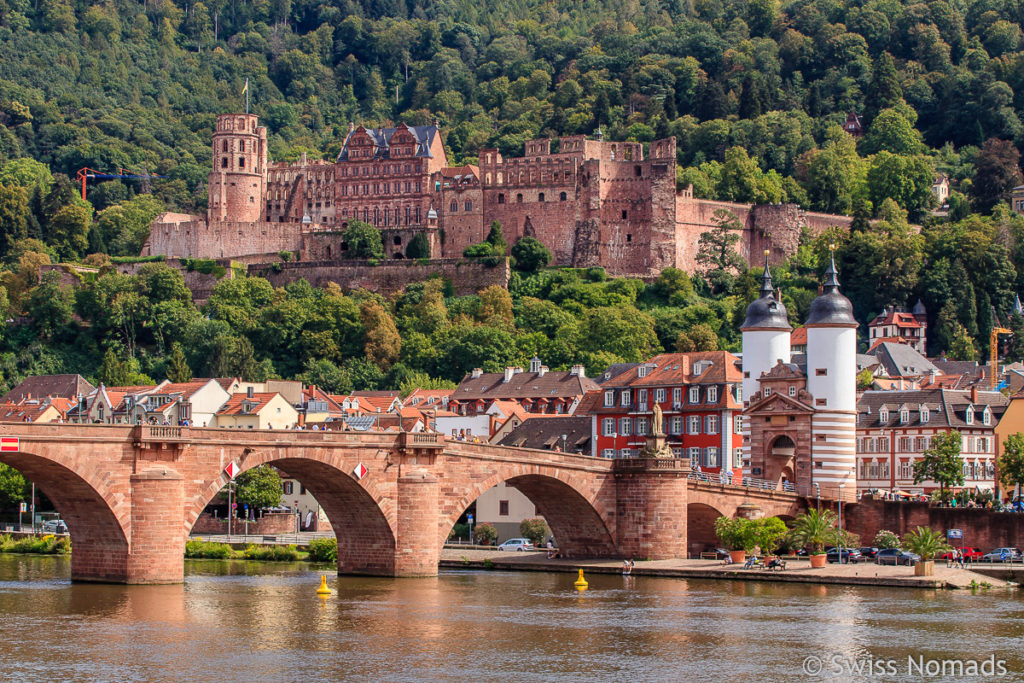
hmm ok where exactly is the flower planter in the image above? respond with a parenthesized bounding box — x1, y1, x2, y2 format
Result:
(809, 553, 827, 568)
(729, 550, 747, 564)
(914, 559, 935, 576)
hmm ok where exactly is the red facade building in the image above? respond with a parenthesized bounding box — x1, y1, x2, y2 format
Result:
(581, 352, 743, 470)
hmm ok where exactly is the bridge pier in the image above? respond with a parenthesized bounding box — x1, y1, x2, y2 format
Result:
(125, 467, 185, 584)
(394, 468, 440, 577)
(614, 459, 690, 560)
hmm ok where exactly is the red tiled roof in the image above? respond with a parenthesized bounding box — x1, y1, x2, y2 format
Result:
(453, 369, 599, 402)
(600, 351, 741, 388)
(790, 326, 807, 345)
(217, 392, 281, 415)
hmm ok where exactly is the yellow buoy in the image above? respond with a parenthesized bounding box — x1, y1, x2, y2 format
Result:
(574, 568, 588, 591)
(316, 574, 332, 595)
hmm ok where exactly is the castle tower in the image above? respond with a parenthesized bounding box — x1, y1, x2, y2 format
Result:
(740, 255, 791, 471)
(804, 254, 858, 489)
(208, 113, 268, 223)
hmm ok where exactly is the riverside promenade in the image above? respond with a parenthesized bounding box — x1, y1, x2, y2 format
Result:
(439, 548, 1012, 590)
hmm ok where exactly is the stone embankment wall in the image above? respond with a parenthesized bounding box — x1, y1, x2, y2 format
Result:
(249, 258, 510, 296)
(191, 511, 299, 535)
(846, 499, 1024, 550)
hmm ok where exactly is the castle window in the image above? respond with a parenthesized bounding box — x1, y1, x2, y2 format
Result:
(622, 210, 628, 219)
(498, 193, 505, 204)
(239, 141, 245, 152)
(560, 192, 567, 201)
(450, 201, 457, 212)
(239, 157, 245, 169)
(626, 234, 632, 242)
(634, 165, 641, 177)
(516, 193, 523, 203)
(610, 146, 616, 161)
(465, 200, 472, 211)
(394, 235, 402, 245)
(538, 192, 545, 202)
(221, 158, 228, 168)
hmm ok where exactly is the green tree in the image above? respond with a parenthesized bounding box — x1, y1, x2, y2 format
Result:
(47, 203, 91, 260)
(518, 517, 550, 545)
(485, 220, 507, 255)
(790, 509, 838, 555)
(913, 431, 965, 502)
(405, 233, 431, 259)
(360, 300, 401, 370)
(166, 342, 192, 383)
(695, 209, 747, 294)
(901, 526, 950, 561)
(0, 185, 32, 255)
(860, 109, 923, 156)
(97, 348, 130, 387)
(24, 270, 72, 339)
(510, 236, 552, 272)
(0, 463, 28, 507)
(998, 432, 1024, 498)
(972, 139, 1022, 213)
(343, 220, 384, 259)
(234, 465, 283, 510)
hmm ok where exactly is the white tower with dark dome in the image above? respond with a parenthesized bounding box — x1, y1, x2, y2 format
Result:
(740, 254, 792, 473)
(804, 253, 858, 489)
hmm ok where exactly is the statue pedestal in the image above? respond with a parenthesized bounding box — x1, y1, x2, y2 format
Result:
(640, 433, 674, 459)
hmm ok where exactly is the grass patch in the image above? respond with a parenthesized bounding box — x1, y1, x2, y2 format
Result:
(0, 534, 70, 554)
(185, 539, 233, 559)
(243, 544, 300, 561)
(307, 538, 337, 563)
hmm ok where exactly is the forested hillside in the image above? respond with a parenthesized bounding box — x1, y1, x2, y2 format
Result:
(1, 0, 1024, 390)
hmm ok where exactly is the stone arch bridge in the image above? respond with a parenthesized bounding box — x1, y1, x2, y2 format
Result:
(0, 424, 812, 583)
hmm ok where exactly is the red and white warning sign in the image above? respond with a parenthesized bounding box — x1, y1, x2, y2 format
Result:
(352, 463, 368, 480)
(0, 437, 19, 452)
(224, 461, 239, 480)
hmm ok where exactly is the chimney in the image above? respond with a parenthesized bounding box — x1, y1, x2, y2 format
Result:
(971, 386, 978, 403)
(246, 386, 254, 399)
(504, 367, 515, 383)
(680, 355, 690, 377)
(471, 368, 483, 379)
(539, 366, 548, 377)
(571, 365, 585, 378)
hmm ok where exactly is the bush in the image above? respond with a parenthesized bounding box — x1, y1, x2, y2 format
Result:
(0, 534, 71, 554)
(714, 516, 754, 552)
(474, 522, 498, 545)
(185, 540, 233, 559)
(278, 250, 294, 262)
(243, 544, 299, 561)
(448, 523, 470, 542)
(110, 255, 166, 264)
(307, 538, 338, 563)
(519, 518, 550, 546)
(873, 530, 901, 550)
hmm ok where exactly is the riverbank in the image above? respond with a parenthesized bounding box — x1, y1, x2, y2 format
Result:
(439, 549, 1013, 590)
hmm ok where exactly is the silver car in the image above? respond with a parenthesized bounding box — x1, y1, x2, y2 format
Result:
(497, 538, 535, 551)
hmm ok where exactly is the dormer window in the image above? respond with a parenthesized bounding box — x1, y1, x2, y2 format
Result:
(982, 407, 991, 426)
(689, 387, 700, 403)
(604, 390, 614, 407)
(621, 391, 631, 407)
(965, 406, 974, 425)
(900, 409, 909, 425)
(879, 408, 889, 422)
(638, 365, 648, 378)
(707, 386, 718, 403)
(920, 407, 929, 423)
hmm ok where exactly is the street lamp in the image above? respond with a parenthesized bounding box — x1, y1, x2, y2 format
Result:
(838, 484, 845, 564)
(561, 433, 568, 453)
(814, 482, 820, 512)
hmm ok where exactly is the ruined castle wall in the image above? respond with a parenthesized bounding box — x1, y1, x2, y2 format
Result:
(248, 258, 509, 296)
(147, 219, 302, 260)
(436, 183, 484, 259)
(301, 227, 440, 260)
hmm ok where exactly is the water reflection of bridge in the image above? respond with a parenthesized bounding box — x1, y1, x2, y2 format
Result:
(0, 424, 821, 583)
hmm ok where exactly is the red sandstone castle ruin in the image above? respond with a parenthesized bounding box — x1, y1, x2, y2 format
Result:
(145, 113, 853, 277)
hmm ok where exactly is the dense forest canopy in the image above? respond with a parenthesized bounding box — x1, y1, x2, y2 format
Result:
(0, 0, 1024, 391)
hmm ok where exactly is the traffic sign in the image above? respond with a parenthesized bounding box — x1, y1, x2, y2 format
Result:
(353, 463, 368, 480)
(0, 437, 19, 452)
(19, 502, 26, 513)
(948, 529, 963, 539)
(467, 513, 474, 524)
(231, 502, 237, 509)
(224, 461, 239, 480)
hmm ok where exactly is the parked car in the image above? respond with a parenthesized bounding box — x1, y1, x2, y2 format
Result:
(981, 548, 1022, 562)
(497, 538, 535, 552)
(858, 546, 879, 559)
(875, 548, 920, 566)
(938, 547, 983, 562)
(41, 519, 67, 534)
(825, 547, 862, 563)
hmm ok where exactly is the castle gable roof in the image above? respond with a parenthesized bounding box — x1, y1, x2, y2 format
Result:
(338, 124, 439, 162)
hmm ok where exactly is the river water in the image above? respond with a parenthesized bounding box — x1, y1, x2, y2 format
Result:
(0, 554, 1022, 682)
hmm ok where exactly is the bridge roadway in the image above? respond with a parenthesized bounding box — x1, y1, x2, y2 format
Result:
(0, 423, 810, 583)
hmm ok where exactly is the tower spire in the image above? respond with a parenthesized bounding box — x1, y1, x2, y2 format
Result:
(823, 244, 840, 293)
(759, 249, 774, 298)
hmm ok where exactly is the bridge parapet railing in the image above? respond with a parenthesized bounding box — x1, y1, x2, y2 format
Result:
(613, 457, 691, 472)
(135, 425, 189, 442)
(794, 482, 858, 504)
(687, 471, 796, 494)
(399, 431, 445, 450)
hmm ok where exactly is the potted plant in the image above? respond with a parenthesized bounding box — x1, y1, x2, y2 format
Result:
(902, 526, 950, 576)
(474, 522, 498, 546)
(752, 517, 788, 560)
(714, 516, 754, 563)
(790, 509, 838, 568)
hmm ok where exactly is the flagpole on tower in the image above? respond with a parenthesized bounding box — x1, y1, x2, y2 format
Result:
(243, 78, 250, 114)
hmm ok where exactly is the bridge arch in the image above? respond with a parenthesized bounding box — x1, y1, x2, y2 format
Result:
(0, 450, 129, 582)
(187, 451, 397, 575)
(687, 502, 726, 557)
(442, 468, 616, 558)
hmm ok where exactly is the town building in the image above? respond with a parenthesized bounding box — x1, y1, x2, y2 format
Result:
(145, 112, 855, 279)
(0, 398, 67, 423)
(580, 351, 742, 468)
(449, 358, 599, 416)
(1, 374, 94, 405)
(867, 303, 928, 353)
(856, 388, 1006, 496)
(213, 389, 299, 429)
